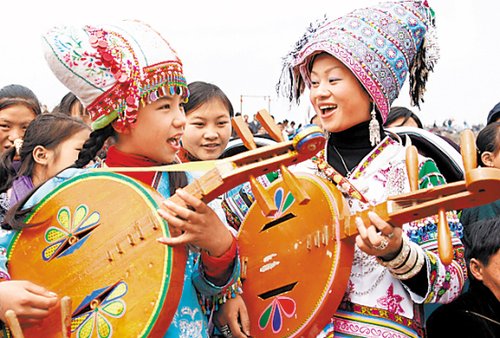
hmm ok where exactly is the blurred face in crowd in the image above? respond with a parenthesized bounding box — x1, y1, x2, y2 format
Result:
(0, 104, 37, 157)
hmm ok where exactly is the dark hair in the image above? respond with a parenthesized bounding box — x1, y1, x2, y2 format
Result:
(384, 106, 423, 128)
(0, 84, 42, 116)
(0, 113, 90, 193)
(74, 124, 116, 168)
(463, 217, 500, 269)
(309, 114, 317, 124)
(52, 92, 85, 117)
(487, 101, 500, 125)
(476, 122, 500, 167)
(185, 81, 234, 117)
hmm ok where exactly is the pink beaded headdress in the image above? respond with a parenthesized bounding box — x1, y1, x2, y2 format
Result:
(43, 20, 189, 131)
(277, 0, 439, 124)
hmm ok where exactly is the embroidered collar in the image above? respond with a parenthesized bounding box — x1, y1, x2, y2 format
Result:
(312, 150, 369, 203)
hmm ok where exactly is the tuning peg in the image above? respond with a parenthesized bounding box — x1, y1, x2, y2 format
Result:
(61, 296, 72, 338)
(5, 310, 24, 338)
(280, 165, 310, 204)
(460, 129, 477, 181)
(231, 116, 256, 150)
(255, 109, 285, 142)
(405, 145, 419, 192)
(437, 208, 453, 265)
(249, 175, 277, 217)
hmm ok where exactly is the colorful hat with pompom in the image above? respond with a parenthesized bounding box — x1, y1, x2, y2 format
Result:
(277, 0, 439, 123)
(43, 20, 189, 131)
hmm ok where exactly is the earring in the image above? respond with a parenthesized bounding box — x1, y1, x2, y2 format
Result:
(369, 110, 381, 146)
(13, 138, 23, 157)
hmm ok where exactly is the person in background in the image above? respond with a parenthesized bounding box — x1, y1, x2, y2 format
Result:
(52, 92, 91, 126)
(384, 106, 423, 128)
(460, 122, 500, 227)
(426, 217, 500, 337)
(487, 101, 500, 125)
(177, 81, 250, 337)
(0, 113, 89, 222)
(178, 81, 233, 162)
(0, 115, 90, 321)
(0, 84, 41, 158)
(248, 113, 261, 135)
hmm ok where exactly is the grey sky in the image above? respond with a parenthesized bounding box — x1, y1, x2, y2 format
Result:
(1, 0, 498, 126)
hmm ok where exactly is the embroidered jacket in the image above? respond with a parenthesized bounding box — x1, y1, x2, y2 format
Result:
(295, 135, 466, 338)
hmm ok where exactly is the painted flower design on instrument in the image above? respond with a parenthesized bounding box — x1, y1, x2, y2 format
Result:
(271, 187, 294, 218)
(258, 296, 296, 333)
(42, 204, 100, 261)
(71, 281, 127, 338)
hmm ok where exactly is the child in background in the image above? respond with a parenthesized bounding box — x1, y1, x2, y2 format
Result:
(0, 85, 43, 224)
(0, 114, 89, 330)
(277, 1, 465, 336)
(0, 113, 90, 221)
(178, 81, 233, 162)
(2, 21, 240, 337)
(52, 92, 91, 126)
(0, 84, 41, 158)
(177, 81, 250, 337)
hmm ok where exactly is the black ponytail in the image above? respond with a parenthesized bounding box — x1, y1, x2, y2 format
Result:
(0, 148, 18, 194)
(75, 124, 115, 168)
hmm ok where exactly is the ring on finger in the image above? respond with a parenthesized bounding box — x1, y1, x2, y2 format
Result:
(373, 236, 389, 251)
(220, 324, 233, 338)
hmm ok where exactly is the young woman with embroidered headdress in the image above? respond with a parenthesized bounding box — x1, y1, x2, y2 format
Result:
(1, 21, 241, 337)
(277, 1, 466, 337)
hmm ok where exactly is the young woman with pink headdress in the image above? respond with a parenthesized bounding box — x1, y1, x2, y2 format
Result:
(272, 1, 466, 336)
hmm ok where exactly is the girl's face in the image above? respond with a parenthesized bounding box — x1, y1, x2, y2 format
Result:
(116, 94, 186, 163)
(309, 53, 372, 133)
(182, 99, 232, 160)
(44, 129, 90, 180)
(0, 104, 37, 155)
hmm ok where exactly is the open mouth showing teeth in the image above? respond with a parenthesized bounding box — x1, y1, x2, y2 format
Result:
(319, 104, 338, 115)
(167, 136, 181, 146)
(203, 144, 220, 148)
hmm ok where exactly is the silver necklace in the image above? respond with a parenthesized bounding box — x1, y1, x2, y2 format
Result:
(332, 144, 352, 176)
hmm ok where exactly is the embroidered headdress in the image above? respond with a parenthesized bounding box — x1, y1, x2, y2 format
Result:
(277, 0, 439, 124)
(43, 20, 189, 131)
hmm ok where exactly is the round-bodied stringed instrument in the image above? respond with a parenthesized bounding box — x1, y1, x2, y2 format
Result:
(237, 129, 500, 337)
(8, 173, 186, 337)
(5, 116, 326, 337)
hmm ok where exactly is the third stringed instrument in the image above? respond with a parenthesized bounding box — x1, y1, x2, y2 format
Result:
(236, 124, 500, 337)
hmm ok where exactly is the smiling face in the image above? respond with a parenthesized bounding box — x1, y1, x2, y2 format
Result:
(309, 53, 373, 133)
(182, 98, 232, 160)
(114, 94, 186, 164)
(0, 104, 37, 155)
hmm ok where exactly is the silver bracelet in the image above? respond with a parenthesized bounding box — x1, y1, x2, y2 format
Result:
(377, 235, 411, 269)
(391, 246, 426, 280)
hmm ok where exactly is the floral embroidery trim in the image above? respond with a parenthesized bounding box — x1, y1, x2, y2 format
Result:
(352, 137, 394, 179)
(338, 301, 424, 337)
(312, 149, 369, 203)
